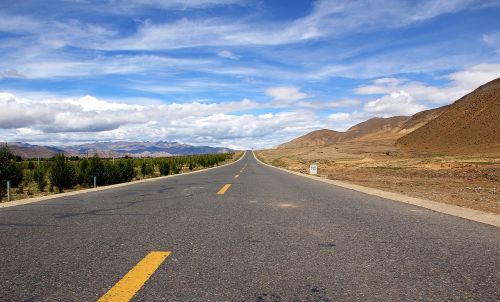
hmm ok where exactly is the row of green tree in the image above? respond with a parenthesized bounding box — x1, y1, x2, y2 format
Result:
(0, 145, 233, 197)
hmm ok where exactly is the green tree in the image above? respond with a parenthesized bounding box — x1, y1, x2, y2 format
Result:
(159, 161, 170, 176)
(171, 163, 181, 174)
(0, 146, 23, 199)
(88, 155, 105, 185)
(77, 158, 90, 185)
(140, 161, 154, 177)
(49, 154, 76, 193)
(33, 166, 47, 192)
(117, 160, 136, 182)
(102, 161, 119, 185)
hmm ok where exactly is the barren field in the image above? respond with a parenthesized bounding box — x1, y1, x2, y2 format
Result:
(257, 141, 500, 214)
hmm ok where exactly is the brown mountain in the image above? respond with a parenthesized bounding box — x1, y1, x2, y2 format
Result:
(278, 129, 343, 149)
(341, 116, 409, 142)
(396, 78, 500, 155)
(398, 106, 449, 134)
(278, 117, 410, 149)
(5, 142, 64, 159)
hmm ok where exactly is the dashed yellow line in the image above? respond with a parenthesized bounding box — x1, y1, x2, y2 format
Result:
(98, 251, 171, 302)
(234, 174, 239, 179)
(217, 184, 232, 195)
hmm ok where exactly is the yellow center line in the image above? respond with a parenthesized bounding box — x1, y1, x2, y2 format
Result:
(98, 251, 171, 302)
(234, 174, 239, 179)
(217, 184, 232, 195)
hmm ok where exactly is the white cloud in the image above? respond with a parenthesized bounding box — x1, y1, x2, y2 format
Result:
(265, 86, 309, 106)
(217, 50, 240, 60)
(355, 63, 500, 104)
(0, 92, 257, 132)
(96, 0, 485, 50)
(0, 92, 325, 148)
(1, 54, 211, 79)
(447, 63, 500, 89)
(364, 91, 427, 117)
(328, 113, 351, 122)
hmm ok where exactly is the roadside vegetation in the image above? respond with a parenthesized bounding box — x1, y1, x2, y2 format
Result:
(0, 145, 240, 202)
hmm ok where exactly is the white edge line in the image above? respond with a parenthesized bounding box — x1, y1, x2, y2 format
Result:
(0, 151, 246, 209)
(253, 151, 500, 228)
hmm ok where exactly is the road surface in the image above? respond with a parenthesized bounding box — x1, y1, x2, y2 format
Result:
(0, 152, 499, 301)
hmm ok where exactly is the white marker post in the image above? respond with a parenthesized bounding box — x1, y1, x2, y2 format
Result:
(94, 176, 97, 188)
(309, 164, 318, 175)
(6, 181, 10, 201)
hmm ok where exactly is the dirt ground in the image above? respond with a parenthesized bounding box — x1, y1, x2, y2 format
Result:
(257, 141, 500, 214)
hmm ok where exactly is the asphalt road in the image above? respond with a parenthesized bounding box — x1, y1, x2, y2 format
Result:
(0, 151, 499, 301)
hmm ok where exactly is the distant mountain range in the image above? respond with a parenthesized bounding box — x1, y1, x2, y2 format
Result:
(4, 141, 234, 159)
(279, 77, 500, 155)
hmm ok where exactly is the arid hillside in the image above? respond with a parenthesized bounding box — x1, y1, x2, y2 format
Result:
(398, 106, 449, 134)
(278, 117, 410, 149)
(397, 78, 500, 155)
(261, 78, 500, 213)
(278, 78, 499, 155)
(278, 129, 344, 149)
(341, 116, 409, 142)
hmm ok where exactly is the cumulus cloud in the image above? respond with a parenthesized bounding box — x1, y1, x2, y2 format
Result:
(0, 92, 258, 132)
(364, 91, 427, 117)
(328, 113, 352, 122)
(0, 92, 325, 148)
(265, 86, 309, 106)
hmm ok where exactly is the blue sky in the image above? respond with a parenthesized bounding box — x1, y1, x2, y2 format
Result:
(1, 0, 499, 149)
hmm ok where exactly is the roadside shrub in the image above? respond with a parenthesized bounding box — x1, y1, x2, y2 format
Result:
(49, 154, 76, 193)
(159, 161, 170, 176)
(33, 166, 47, 192)
(117, 160, 136, 182)
(88, 155, 105, 185)
(102, 161, 119, 185)
(141, 161, 154, 177)
(0, 146, 23, 198)
(171, 163, 182, 174)
(77, 158, 90, 185)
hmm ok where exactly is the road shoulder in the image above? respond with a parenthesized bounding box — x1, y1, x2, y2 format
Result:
(253, 151, 500, 228)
